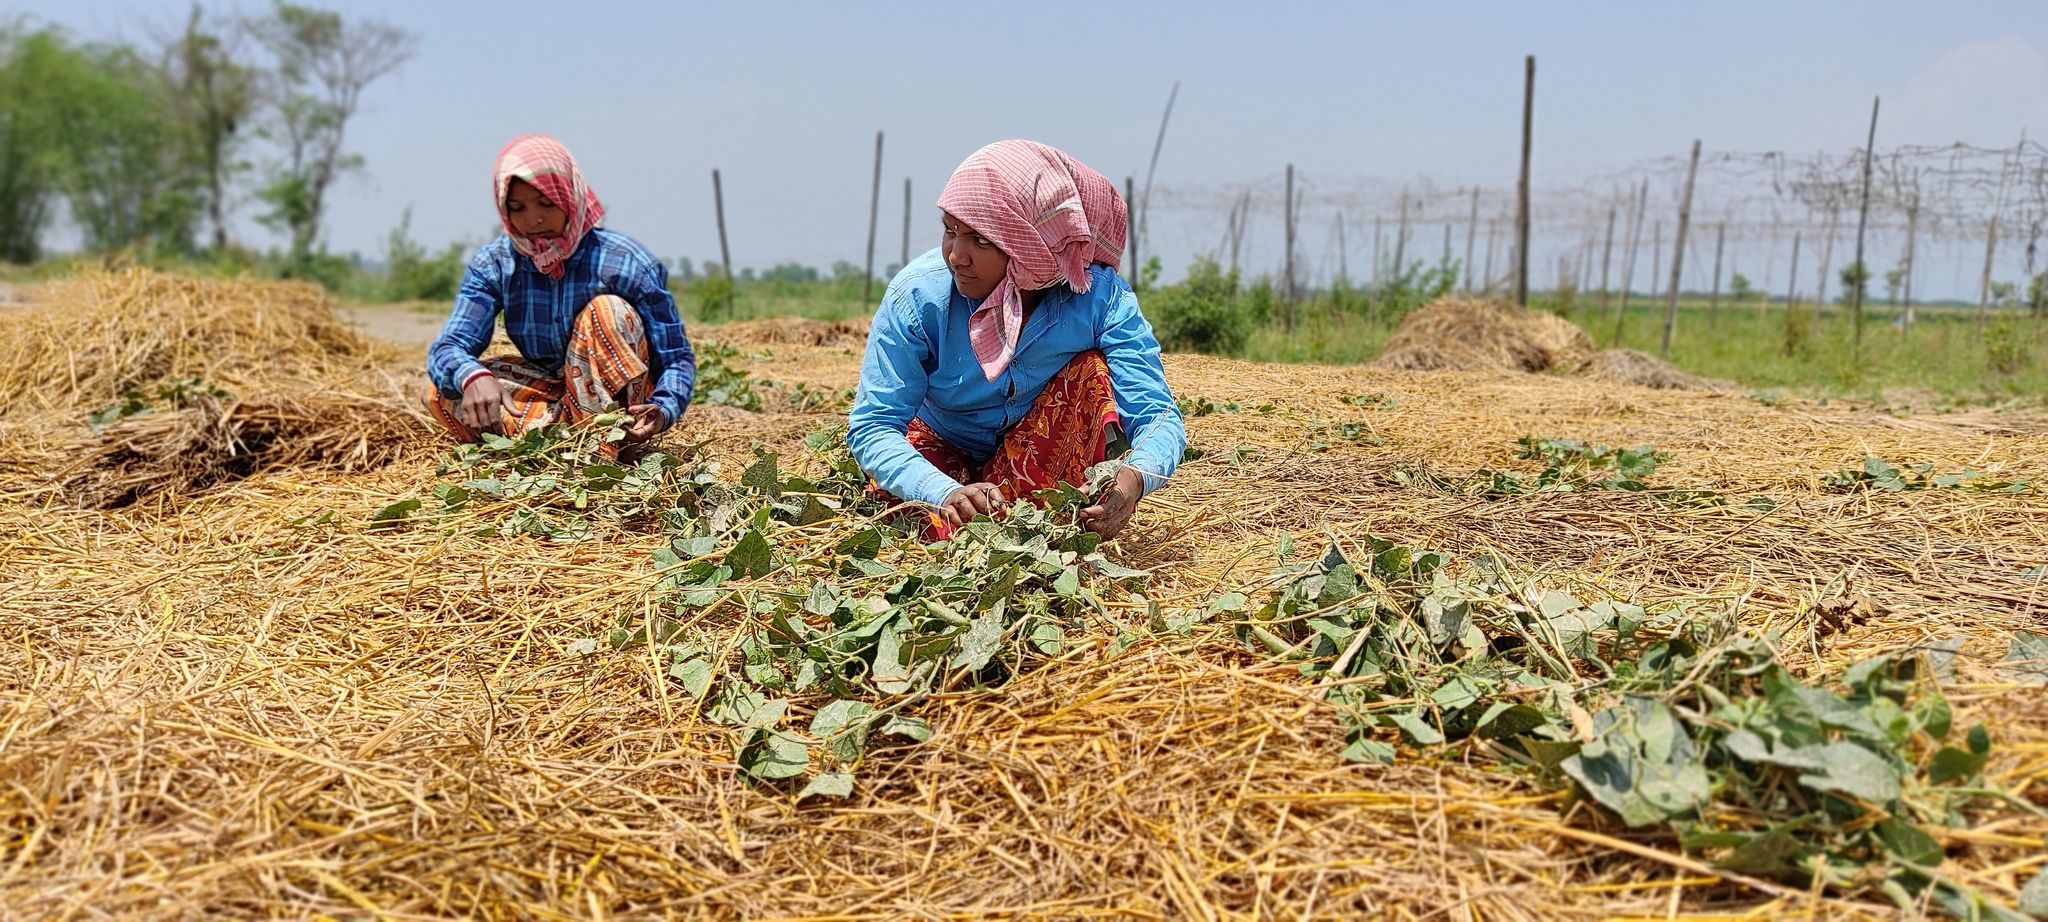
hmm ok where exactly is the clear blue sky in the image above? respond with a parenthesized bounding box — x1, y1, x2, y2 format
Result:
(22, 1, 2048, 298)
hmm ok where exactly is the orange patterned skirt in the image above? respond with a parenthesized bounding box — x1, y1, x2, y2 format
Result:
(887, 349, 1121, 538)
(422, 295, 652, 451)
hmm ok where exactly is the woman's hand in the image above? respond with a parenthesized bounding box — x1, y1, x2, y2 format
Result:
(459, 374, 508, 434)
(1079, 466, 1145, 540)
(938, 482, 1006, 527)
(622, 403, 668, 443)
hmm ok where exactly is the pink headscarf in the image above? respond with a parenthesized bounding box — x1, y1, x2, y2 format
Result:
(493, 134, 605, 280)
(937, 140, 1128, 380)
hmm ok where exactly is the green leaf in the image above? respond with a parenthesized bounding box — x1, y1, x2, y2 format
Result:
(1968, 723, 1990, 755)
(873, 617, 911, 694)
(672, 535, 718, 558)
(1715, 830, 1807, 876)
(1561, 698, 1709, 827)
(1873, 817, 1942, 868)
(879, 715, 933, 743)
(1340, 736, 1397, 764)
(1795, 742, 1902, 804)
(368, 498, 421, 529)
(1053, 567, 1081, 597)
(1474, 702, 1549, 740)
(727, 528, 775, 578)
(2020, 865, 2048, 916)
(1084, 554, 1149, 580)
(739, 730, 810, 779)
(797, 771, 856, 801)
(740, 451, 781, 497)
(1385, 708, 1445, 745)
(1999, 632, 2048, 684)
(1429, 675, 1481, 711)
(809, 699, 876, 762)
(1028, 622, 1067, 654)
(1926, 746, 1987, 784)
(669, 658, 714, 698)
(951, 611, 1005, 672)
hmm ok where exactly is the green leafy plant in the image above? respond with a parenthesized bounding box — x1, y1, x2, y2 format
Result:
(1823, 457, 2030, 494)
(1224, 536, 2018, 913)
(694, 342, 763, 411)
(88, 378, 232, 431)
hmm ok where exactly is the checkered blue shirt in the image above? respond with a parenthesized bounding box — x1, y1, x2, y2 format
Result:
(427, 228, 695, 426)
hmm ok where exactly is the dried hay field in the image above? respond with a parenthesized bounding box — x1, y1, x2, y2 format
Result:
(1, 270, 2043, 920)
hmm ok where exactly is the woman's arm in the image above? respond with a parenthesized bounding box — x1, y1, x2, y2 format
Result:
(625, 256, 695, 430)
(427, 252, 505, 398)
(846, 298, 961, 507)
(1096, 281, 1187, 496)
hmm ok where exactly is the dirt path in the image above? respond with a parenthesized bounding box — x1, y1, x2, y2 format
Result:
(340, 301, 445, 350)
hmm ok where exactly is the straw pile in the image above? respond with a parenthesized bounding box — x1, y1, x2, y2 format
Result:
(1582, 347, 1726, 390)
(704, 315, 872, 349)
(1372, 297, 1595, 373)
(1, 270, 2044, 918)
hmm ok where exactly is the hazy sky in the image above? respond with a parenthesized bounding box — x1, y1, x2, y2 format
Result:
(20, 1, 2048, 297)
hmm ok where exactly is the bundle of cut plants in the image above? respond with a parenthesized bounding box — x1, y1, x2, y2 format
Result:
(58, 390, 426, 509)
(1583, 347, 1727, 390)
(0, 266, 401, 415)
(1372, 296, 1595, 373)
(701, 315, 872, 349)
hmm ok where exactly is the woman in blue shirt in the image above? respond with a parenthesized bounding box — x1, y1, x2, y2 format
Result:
(424, 134, 695, 456)
(848, 140, 1186, 540)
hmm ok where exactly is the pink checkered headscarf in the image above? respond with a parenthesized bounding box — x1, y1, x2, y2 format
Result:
(937, 140, 1127, 380)
(494, 134, 605, 280)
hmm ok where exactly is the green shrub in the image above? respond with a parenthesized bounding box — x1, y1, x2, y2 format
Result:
(1146, 256, 1248, 355)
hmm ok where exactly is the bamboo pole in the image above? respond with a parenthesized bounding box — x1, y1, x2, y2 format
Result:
(1514, 54, 1535, 307)
(1708, 223, 1725, 329)
(901, 178, 911, 273)
(1613, 180, 1647, 344)
(864, 131, 883, 303)
(1284, 164, 1296, 329)
(1660, 141, 1701, 359)
(1463, 187, 1479, 292)
(712, 168, 734, 318)
(1597, 204, 1616, 313)
(1850, 97, 1878, 359)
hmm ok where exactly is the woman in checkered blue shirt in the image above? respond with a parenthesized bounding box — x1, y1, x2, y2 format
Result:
(423, 134, 696, 457)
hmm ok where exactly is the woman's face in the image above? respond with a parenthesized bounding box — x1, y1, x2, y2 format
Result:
(941, 211, 1007, 301)
(504, 178, 568, 239)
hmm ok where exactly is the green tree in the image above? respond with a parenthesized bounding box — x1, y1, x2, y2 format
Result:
(1728, 272, 1754, 303)
(247, 2, 414, 266)
(0, 26, 69, 262)
(157, 4, 258, 253)
(0, 25, 200, 258)
(1837, 260, 1870, 308)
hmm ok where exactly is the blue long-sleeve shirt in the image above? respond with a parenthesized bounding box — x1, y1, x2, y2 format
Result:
(848, 249, 1186, 507)
(427, 228, 696, 427)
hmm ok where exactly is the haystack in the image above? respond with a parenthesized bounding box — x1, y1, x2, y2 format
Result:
(1371, 297, 1594, 373)
(1582, 347, 1726, 390)
(56, 392, 427, 508)
(0, 267, 396, 415)
(703, 316, 871, 349)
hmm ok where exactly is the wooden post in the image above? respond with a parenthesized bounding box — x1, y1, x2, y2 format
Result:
(1463, 187, 1479, 291)
(1482, 219, 1499, 292)
(1597, 204, 1616, 312)
(1785, 231, 1802, 330)
(901, 177, 911, 272)
(1126, 176, 1139, 287)
(864, 130, 883, 303)
(1613, 180, 1647, 343)
(1708, 223, 1725, 329)
(1814, 208, 1838, 312)
(1441, 223, 1452, 266)
(713, 168, 734, 318)
(1391, 187, 1409, 282)
(1284, 163, 1296, 329)
(1515, 54, 1535, 307)
(1371, 215, 1383, 289)
(1850, 96, 1878, 359)
(1901, 200, 1918, 329)
(1660, 139, 1701, 359)
(1650, 221, 1662, 296)
(1139, 80, 1180, 274)
(1231, 191, 1248, 273)
(1337, 210, 1348, 282)
(1978, 215, 2000, 336)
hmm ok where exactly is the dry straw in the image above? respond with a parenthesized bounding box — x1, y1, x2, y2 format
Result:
(0, 271, 2042, 918)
